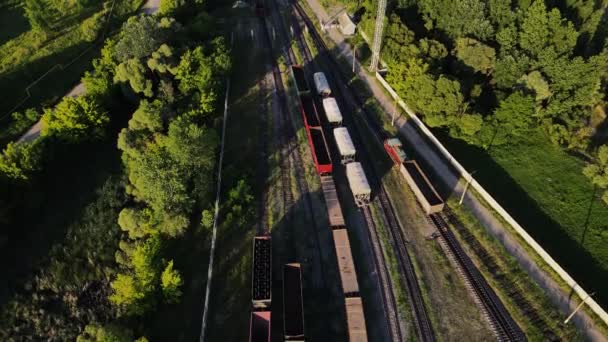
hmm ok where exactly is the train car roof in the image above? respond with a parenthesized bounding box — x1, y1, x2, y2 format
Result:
(323, 97, 343, 123)
(345, 298, 368, 342)
(333, 229, 359, 294)
(313, 72, 330, 92)
(346, 162, 371, 196)
(333, 127, 355, 156)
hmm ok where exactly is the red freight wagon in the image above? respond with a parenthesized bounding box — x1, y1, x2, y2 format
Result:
(300, 94, 321, 129)
(306, 127, 333, 175)
(249, 311, 271, 342)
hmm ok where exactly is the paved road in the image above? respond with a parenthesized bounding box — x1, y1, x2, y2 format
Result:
(16, 0, 160, 144)
(302, 0, 607, 339)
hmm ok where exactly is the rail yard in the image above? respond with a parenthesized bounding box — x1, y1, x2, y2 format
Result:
(242, 0, 585, 341)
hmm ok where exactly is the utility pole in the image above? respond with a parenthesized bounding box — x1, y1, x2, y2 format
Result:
(459, 171, 477, 205)
(391, 99, 397, 126)
(564, 293, 595, 324)
(369, 0, 387, 72)
(352, 45, 356, 73)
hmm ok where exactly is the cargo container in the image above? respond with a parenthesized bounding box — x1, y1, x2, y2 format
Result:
(399, 161, 444, 214)
(345, 162, 370, 207)
(252, 236, 272, 309)
(313, 72, 331, 97)
(321, 176, 345, 227)
(292, 66, 310, 95)
(345, 298, 368, 342)
(307, 127, 333, 175)
(250, 311, 271, 342)
(300, 95, 321, 128)
(383, 138, 407, 165)
(322, 97, 343, 125)
(283, 264, 305, 341)
(333, 229, 359, 296)
(334, 127, 356, 164)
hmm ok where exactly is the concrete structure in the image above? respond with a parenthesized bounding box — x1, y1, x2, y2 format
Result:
(338, 12, 356, 36)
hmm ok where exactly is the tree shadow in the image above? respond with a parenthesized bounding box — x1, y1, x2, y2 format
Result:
(0, 1, 30, 45)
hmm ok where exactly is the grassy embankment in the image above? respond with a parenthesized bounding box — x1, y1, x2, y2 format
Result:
(439, 130, 608, 309)
(0, 0, 143, 138)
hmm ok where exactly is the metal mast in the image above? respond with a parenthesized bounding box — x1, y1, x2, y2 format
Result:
(369, 0, 387, 71)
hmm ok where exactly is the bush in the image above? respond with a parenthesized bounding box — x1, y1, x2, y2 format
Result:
(81, 12, 105, 42)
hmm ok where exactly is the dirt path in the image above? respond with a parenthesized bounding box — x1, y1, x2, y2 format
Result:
(302, 0, 607, 339)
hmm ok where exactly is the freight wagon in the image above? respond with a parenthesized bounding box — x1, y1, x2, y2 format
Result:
(307, 127, 333, 174)
(252, 236, 272, 309)
(332, 229, 359, 296)
(300, 95, 321, 128)
(345, 162, 371, 207)
(321, 176, 345, 227)
(334, 127, 356, 164)
(313, 72, 331, 97)
(345, 298, 368, 342)
(249, 311, 271, 342)
(322, 97, 343, 125)
(399, 161, 444, 214)
(292, 65, 310, 95)
(384, 138, 407, 165)
(283, 264, 305, 341)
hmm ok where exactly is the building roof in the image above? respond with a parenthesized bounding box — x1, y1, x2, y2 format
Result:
(346, 162, 371, 196)
(334, 127, 355, 157)
(333, 229, 359, 294)
(323, 98, 343, 123)
(338, 13, 356, 36)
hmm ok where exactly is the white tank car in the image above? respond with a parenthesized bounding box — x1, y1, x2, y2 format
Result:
(313, 72, 331, 97)
(322, 97, 343, 125)
(333, 127, 356, 164)
(346, 162, 371, 207)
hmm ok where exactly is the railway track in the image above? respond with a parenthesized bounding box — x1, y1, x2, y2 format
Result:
(286, 3, 526, 342)
(429, 212, 526, 342)
(258, 2, 328, 288)
(361, 207, 404, 342)
(286, 3, 437, 341)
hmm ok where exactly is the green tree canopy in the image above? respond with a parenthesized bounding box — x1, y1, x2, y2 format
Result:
(583, 145, 608, 204)
(453, 38, 496, 75)
(76, 323, 133, 342)
(114, 58, 154, 97)
(160, 260, 183, 303)
(114, 15, 169, 62)
(41, 95, 109, 141)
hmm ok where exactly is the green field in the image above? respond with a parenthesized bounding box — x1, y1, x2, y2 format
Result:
(438, 128, 608, 307)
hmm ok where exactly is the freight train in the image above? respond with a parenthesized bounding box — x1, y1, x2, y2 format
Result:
(291, 66, 369, 341)
(250, 236, 272, 342)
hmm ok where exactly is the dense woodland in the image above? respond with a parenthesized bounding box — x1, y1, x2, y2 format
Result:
(0, 0, 232, 339)
(354, 0, 608, 202)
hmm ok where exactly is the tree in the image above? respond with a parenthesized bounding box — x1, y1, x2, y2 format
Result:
(24, 0, 51, 33)
(41, 95, 109, 141)
(519, 0, 578, 59)
(160, 0, 184, 15)
(175, 38, 231, 95)
(583, 145, 608, 204)
(81, 12, 104, 42)
(491, 92, 536, 143)
(161, 260, 183, 303)
(118, 208, 152, 239)
(0, 140, 44, 180)
(114, 58, 154, 97)
(76, 323, 133, 342)
(453, 38, 496, 75)
(128, 100, 166, 133)
(114, 15, 168, 62)
(418, 0, 494, 40)
(201, 209, 214, 229)
(519, 71, 551, 101)
(147, 44, 178, 75)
